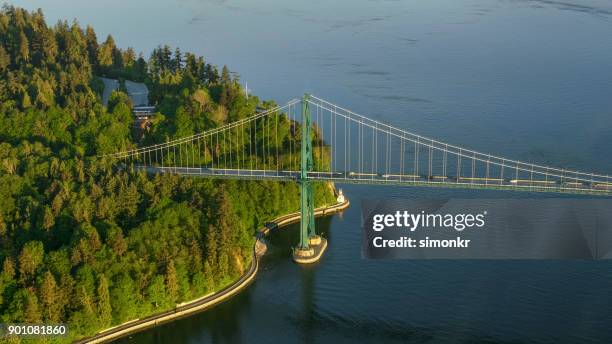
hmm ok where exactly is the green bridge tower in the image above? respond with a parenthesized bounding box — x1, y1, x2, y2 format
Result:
(293, 93, 323, 263)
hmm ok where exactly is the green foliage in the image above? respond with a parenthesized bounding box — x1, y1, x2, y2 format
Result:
(0, 5, 336, 343)
(18, 241, 44, 283)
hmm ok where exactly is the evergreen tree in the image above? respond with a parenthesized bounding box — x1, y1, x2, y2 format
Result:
(173, 47, 182, 72)
(110, 273, 137, 322)
(18, 241, 44, 283)
(18, 30, 30, 63)
(146, 275, 167, 309)
(97, 274, 112, 327)
(97, 35, 115, 68)
(0, 46, 9, 72)
(220, 65, 231, 84)
(203, 261, 215, 292)
(24, 291, 42, 323)
(85, 25, 98, 69)
(165, 260, 178, 303)
(39, 271, 61, 322)
(21, 91, 31, 109)
(2, 257, 15, 280)
(205, 226, 218, 275)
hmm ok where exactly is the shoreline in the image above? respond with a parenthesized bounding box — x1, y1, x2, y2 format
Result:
(75, 197, 349, 343)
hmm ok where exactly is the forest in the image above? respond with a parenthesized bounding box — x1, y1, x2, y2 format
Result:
(0, 5, 335, 342)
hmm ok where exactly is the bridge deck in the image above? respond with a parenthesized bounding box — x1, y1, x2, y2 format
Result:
(108, 96, 612, 198)
(132, 166, 612, 196)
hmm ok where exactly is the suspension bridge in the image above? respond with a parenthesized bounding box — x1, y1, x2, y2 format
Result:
(102, 94, 612, 262)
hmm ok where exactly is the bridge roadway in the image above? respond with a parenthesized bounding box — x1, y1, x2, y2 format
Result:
(134, 166, 612, 196)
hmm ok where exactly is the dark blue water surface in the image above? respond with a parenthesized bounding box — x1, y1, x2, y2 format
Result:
(15, 0, 612, 342)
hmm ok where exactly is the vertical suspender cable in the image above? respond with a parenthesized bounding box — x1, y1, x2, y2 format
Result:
(262, 115, 266, 175)
(515, 163, 519, 186)
(345, 110, 347, 174)
(290, 103, 294, 172)
(317, 102, 325, 172)
(471, 153, 475, 185)
(400, 138, 404, 181)
(429, 141, 433, 179)
(275, 110, 279, 173)
(347, 112, 351, 179)
(371, 124, 375, 180)
(457, 148, 461, 183)
(414, 139, 418, 181)
(185, 140, 189, 170)
(228, 127, 233, 168)
(373, 123, 377, 180)
(443, 144, 448, 178)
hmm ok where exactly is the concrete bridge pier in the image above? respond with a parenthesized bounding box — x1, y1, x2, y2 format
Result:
(292, 179, 328, 264)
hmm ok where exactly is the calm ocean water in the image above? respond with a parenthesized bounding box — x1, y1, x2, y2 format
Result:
(14, 0, 612, 342)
